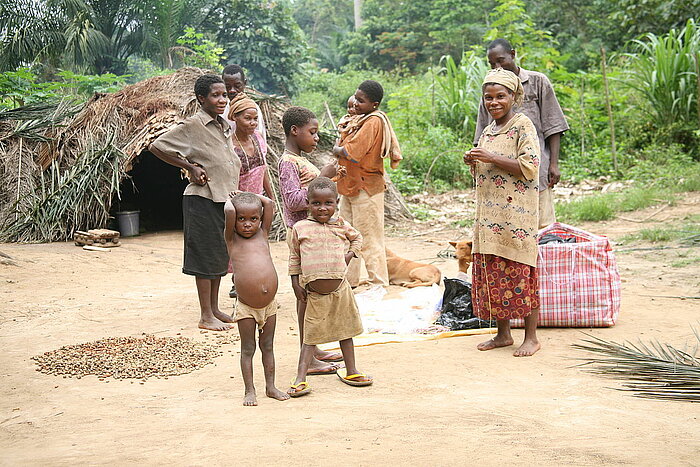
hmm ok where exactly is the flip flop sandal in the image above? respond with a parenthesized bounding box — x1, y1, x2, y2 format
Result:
(317, 353, 344, 362)
(337, 368, 373, 387)
(288, 381, 311, 398)
(306, 363, 342, 376)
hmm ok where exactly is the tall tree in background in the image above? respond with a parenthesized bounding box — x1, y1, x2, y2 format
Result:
(353, 0, 362, 30)
(340, 0, 494, 71)
(0, 0, 144, 74)
(484, 0, 561, 72)
(140, 0, 217, 69)
(292, 0, 353, 70)
(205, 0, 308, 94)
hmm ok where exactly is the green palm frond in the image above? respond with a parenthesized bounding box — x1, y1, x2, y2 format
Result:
(573, 329, 700, 402)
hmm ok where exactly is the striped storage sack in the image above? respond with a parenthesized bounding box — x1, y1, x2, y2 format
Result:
(511, 222, 621, 327)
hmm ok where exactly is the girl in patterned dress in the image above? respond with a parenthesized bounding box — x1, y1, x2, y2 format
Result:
(464, 68, 542, 357)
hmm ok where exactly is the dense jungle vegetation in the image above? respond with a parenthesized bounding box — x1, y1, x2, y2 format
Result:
(1, 0, 699, 203)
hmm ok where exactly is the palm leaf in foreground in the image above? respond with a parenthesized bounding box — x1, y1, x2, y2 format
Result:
(573, 329, 700, 402)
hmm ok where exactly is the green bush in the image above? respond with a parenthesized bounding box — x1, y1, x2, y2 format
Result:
(556, 194, 616, 222)
(398, 125, 472, 192)
(0, 67, 126, 109)
(295, 69, 396, 121)
(387, 166, 422, 195)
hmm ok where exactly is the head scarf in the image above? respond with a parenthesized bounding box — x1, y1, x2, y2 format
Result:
(228, 93, 257, 120)
(482, 68, 524, 106)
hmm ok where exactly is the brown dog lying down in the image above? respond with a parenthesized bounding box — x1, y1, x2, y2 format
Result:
(386, 249, 442, 288)
(449, 240, 473, 273)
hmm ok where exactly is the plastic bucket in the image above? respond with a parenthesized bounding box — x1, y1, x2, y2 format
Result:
(116, 211, 140, 237)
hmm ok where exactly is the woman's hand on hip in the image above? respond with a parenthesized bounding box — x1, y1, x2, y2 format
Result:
(188, 165, 208, 185)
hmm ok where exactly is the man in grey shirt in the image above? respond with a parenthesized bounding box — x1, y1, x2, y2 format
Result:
(474, 38, 569, 228)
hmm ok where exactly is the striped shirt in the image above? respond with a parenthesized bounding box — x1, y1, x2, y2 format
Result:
(288, 217, 363, 287)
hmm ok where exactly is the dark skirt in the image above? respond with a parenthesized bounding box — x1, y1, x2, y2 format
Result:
(471, 253, 540, 320)
(182, 195, 228, 279)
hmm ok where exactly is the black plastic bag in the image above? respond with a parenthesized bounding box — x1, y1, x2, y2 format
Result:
(436, 277, 496, 330)
(539, 233, 577, 245)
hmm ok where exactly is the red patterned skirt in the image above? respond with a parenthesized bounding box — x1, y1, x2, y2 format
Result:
(471, 253, 540, 320)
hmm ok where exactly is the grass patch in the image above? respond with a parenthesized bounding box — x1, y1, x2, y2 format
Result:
(616, 187, 675, 212)
(638, 227, 675, 243)
(619, 213, 699, 245)
(451, 218, 474, 228)
(556, 181, 698, 225)
(556, 194, 616, 223)
(671, 255, 700, 268)
(411, 205, 433, 221)
(671, 165, 700, 192)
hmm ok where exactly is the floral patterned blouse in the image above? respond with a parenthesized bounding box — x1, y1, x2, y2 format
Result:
(473, 112, 541, 267)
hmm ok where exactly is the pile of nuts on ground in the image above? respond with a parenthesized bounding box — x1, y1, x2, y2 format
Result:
(32, 334, 222, 380)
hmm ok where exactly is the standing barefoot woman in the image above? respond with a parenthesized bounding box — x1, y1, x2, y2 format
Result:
(149, 74, 241, 331)
(464, 68, 542, 356)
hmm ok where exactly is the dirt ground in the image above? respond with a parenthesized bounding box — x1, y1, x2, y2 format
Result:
(1, 194, 699, 466)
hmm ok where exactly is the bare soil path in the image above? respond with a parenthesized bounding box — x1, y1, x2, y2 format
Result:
(1, 193, 699, 465)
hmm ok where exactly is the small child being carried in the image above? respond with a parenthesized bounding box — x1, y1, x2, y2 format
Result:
(224, 192, 289, 405)
(287, 177, 373, 397)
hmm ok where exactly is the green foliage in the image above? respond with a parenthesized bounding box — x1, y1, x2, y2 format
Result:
(295, 69, 393, 124)
(484, 0, 563, 72)
(174, 27, 225, 69)
(556, 172, 700, 225)
(410, 204, 433, 221)
(451, 218, 474, 228)
(292, 0, 354, 70)
(124, 57, 172, 83)
(610, 0, 700, 38)
(638, 227, 674, 243)
(211, 0, 308, 94)
(556, 194, 616, 223)
(0, 69, 63, 108)
(624, 19, 700, 142)
(621, 214, 699, 246)
(397, 126, 472, 192)
(433, 52, 488, 136)
(388, 167, 423, 195)
(141, 0, 189, 69)
(0, 68, 126, 110)
(341, 0, 494, 72)
(616, 187, 675, 212)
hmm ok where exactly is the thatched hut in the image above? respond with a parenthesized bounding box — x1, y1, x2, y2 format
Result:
(0, 67, 411, 243)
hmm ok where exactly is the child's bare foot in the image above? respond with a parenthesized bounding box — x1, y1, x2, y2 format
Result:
(266, 386, 291, 401)
(513, 339, 541, 357)
(243, 390, 258, 406)
(477, 336, 514, 351)
(198, 318, 232, 331)
(212, 309, 234, 323)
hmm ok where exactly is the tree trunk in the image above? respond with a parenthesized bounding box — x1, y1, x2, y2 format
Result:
(353, 0, 363, 30)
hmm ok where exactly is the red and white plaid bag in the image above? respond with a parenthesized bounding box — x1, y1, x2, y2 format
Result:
(511, 222, 621, 327)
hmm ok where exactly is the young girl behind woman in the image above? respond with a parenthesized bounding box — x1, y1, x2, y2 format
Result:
(463, 68, 542, 357)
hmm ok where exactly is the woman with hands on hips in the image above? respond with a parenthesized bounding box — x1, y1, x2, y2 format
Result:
(149, 73, 241, 331)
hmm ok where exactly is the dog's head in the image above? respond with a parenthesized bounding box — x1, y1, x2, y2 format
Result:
(449, 240, 473, 262)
